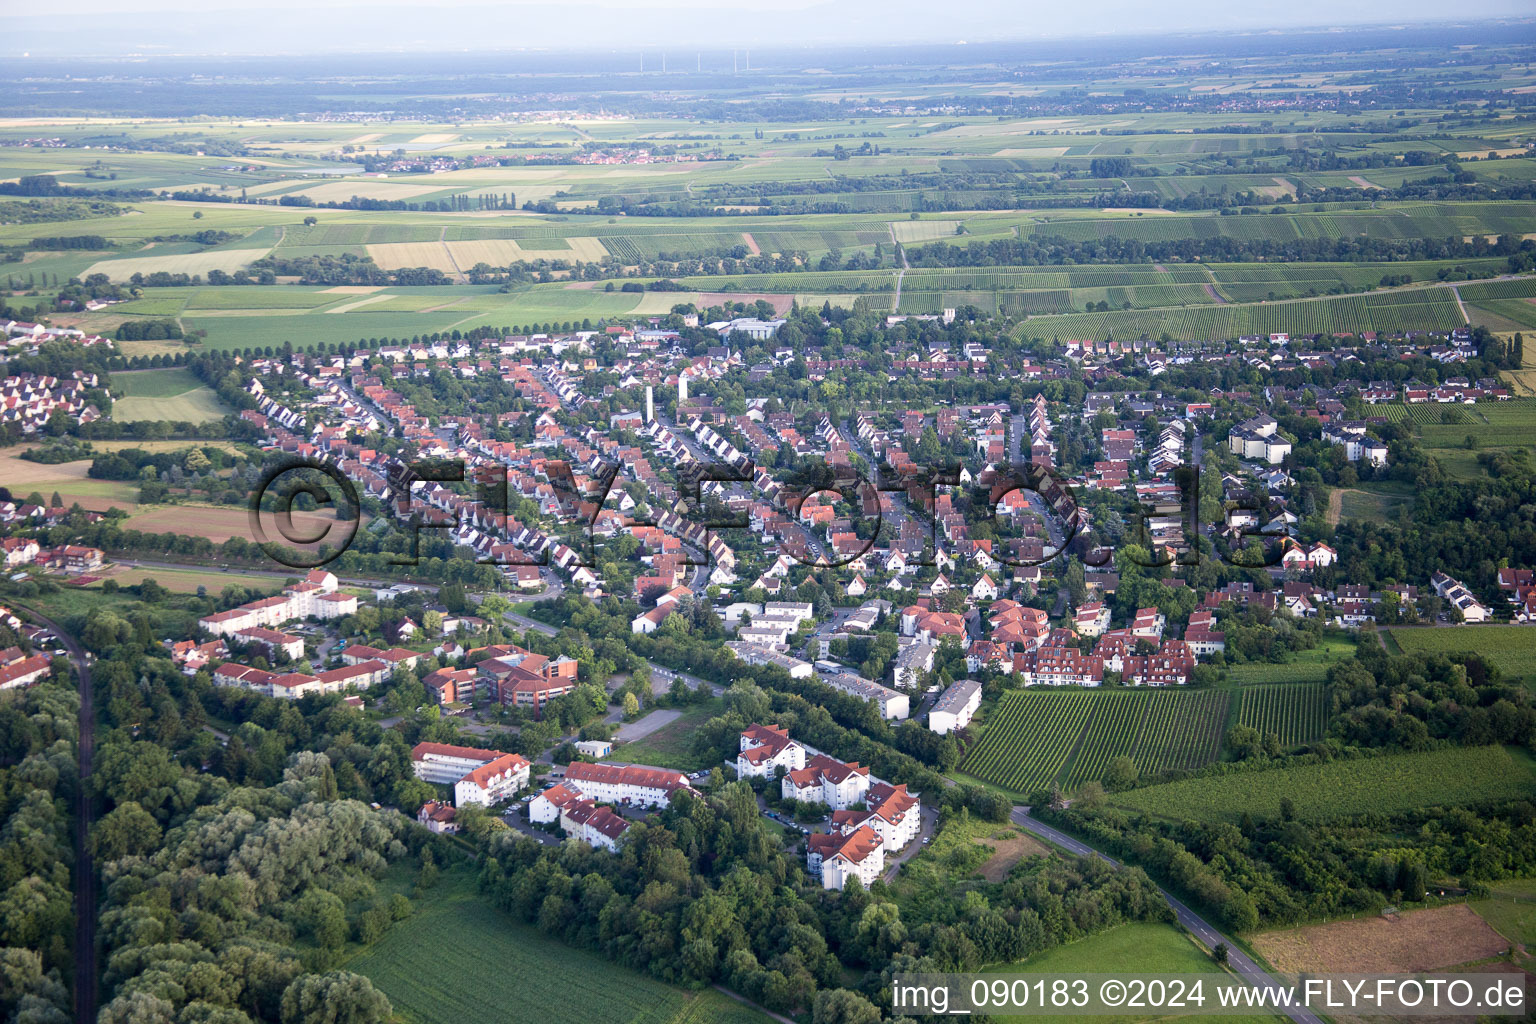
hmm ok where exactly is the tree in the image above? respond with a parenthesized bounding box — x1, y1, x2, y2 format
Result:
(1213, 942, 1229, 964)
(279, 972, 391, 1024)
(1102, 756, 1138, 791)
(89, 800, 161, 860)
(811, 988, 881, 1024)
(622, 692, 640, 718)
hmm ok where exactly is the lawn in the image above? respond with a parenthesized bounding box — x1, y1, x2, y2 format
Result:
(983, 922, 1284, 1024)
(605, 698, 723, 772)
(1386, 625, 1536, 684)
(349, 870, 772, 1024)
(1109, 745, 1536, 823)
(1335, 482, 1414, 521)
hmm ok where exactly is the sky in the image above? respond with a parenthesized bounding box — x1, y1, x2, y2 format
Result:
(5, 0, 1533, 56)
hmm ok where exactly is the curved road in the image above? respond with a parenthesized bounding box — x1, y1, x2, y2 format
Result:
(1011, 807, 1323, 1024)
(12, 602, 97, 1023)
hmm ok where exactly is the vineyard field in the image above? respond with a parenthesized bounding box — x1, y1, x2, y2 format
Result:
(1235, 684, 1327, 747)
(1109, 745, 1536, 822)
(961, 688, 1232, 794)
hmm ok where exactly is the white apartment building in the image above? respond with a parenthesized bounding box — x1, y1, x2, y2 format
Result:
(823, 671, 910, 720)
(411, 742, 530, 806)
(928, 678, 981, 735)
(562, 761, 690, 808)
(736, 723, 805, 778)
(807, 825, 885, 889)
(782, 754, 870, 809)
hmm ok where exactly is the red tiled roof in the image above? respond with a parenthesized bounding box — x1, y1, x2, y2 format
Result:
(411, 741, 507, 763)
(565, 761, 689, 793)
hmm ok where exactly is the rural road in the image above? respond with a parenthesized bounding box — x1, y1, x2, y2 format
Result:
(11, 601, 98, 1023)
(1010, 807, 1324, 1024)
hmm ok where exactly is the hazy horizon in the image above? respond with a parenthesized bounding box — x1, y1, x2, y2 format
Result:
(3, 0, 1533, 58)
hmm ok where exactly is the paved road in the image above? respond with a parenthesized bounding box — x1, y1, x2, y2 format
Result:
(1010, 807, 1324, 1024)
(12, 602, 98, 1023)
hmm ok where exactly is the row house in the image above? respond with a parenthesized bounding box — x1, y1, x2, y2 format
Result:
(1430, 571, 1492, 623)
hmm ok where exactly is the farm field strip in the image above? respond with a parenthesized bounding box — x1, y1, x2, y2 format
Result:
(1110, 745, 1536, 822)
(963, 688, 1233, 793)
(1236, 683, 1328, 746)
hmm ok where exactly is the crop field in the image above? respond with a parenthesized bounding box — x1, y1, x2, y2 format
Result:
(112, 368, 231, 423)
(124, 504, 357, 543)
(95, 565, 283, 594)
(1109, 745, 1536, 822)
(84, 245, 272, 282)
(1252, 904, 1510, 975)
(1414, 399, 1536, 450)
(350, 871, 771, 1024)
(1011, 286, 1466, 342)
(1385, 626, 1536, 684)
(961, 688, 1231, 794)
(1234, 684, 1327, 746)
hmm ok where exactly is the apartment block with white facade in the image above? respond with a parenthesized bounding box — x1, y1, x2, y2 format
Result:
(562, 761, 691, 808)
(807, 825, 885, 889)
(928, 678, 981, 735)
(411, 742, 530, 806)
(782, 754, 870, 809)
(736, 723, 805, 778)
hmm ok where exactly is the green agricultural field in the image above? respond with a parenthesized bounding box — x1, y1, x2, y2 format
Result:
(1386, 625, 1536, 684)
(1469, 878, 1536, 952)
(111, 366, 206, 398)
(1336, 484, 1414, 521)
(1224, 637, 1358, 685)
(983, 922, 1284, 1024)
(1414, 399, 1536, 451)
(1109, 745, 1536, 823)
(350, 870, 772, 1024)
(111, 367, 232, 423)
(960, 688, 1231, 795)
(1234, 684, 1327, 747)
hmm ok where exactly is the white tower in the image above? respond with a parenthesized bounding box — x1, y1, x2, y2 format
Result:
(645, 385, 655, 423)
(678, 371, 689, 404)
